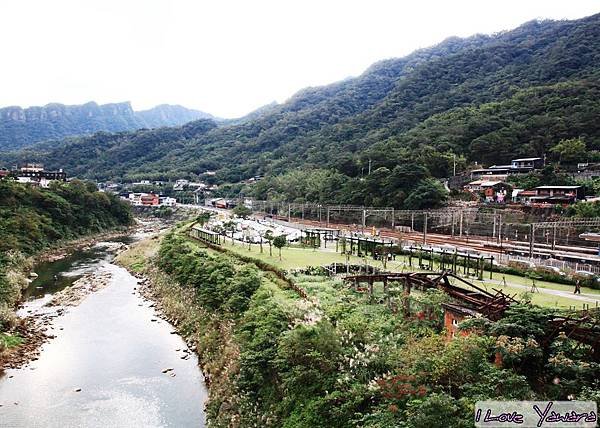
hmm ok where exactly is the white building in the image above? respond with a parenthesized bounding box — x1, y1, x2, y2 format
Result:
(159, 196, 177, 207)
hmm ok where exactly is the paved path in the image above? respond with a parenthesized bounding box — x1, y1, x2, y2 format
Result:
(478, 278, 600, 304)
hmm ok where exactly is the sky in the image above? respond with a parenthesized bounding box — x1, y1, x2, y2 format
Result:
(0, 1, 598, 118)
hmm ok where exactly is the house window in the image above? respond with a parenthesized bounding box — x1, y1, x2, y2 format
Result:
(452, 319, 459, 326)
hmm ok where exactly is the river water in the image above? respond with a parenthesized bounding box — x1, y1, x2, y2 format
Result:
(0, 240, 208, 427)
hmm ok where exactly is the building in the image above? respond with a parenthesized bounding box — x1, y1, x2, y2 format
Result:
(8, 163, 67, 187)
(141, 194, 159, 206)
(159, 196, 177, 207)
(441, 303, 480, 340)
(511, 157, 544, 170)
(469, 166, 512, 181)
(210, 198, 236, 209)
(470, 156, 544, 180)
(516, 185, 583, 205)
(128, 193, 175, 207)
(465, 180, 511, 203)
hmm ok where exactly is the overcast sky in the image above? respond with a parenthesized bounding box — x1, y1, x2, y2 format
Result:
(0, 1, 598, 118)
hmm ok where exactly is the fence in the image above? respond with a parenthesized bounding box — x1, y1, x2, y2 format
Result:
(496, 253, 600, 274)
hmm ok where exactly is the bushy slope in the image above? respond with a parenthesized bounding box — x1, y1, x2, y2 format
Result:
(0, 180, 133, 255)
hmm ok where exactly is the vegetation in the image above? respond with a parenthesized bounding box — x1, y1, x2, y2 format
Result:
(143, 227, 600, 427)
(0, 179, 133, 255)
(272, 235, 287, 260)
(4, 14, 600, 207)
(232, 204, 252, 218)
(0, 179, 133, 344)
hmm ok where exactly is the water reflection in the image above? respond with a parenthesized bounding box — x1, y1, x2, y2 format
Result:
(1, 242, 207, 427)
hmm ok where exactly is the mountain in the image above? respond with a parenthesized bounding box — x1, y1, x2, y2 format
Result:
(4, 13, 600, 208)
(0, 101, 212, 150)
(136, 104, 215, 128)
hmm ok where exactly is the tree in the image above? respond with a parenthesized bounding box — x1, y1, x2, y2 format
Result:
(233, 205, 252, 219)
(224, 220, 236, 245)
(404, 179, 448, 209)
(264, 230, 274, 257)
(196, 211, 212, 226)
(550, 137, 586, 164)
(273, 235, 287, 260)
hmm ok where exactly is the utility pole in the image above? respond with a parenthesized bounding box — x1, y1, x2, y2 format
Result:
(362, 208, 367, 233)
(453, 153, 456, 177)
(368, 158, 372, 175)
(423, 212, 428, 245)
(498, 214, 503, 246)
(529, 224, 536, 259)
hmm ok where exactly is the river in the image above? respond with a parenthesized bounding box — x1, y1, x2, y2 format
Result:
(0, 238, 208, 427)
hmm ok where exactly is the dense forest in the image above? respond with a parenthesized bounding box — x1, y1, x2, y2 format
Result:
(3, 13, 600, 208)
(0, 180, 133, 255)
(0, 102, 211, 151)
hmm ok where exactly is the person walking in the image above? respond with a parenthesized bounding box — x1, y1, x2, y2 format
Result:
(574, 279, 581, 295)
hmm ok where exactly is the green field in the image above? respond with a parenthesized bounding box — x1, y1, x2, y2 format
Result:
(214, 238, 600, 309)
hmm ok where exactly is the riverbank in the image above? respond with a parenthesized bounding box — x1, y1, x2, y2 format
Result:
(1, 246, 122, 371)
(33, 227, 134, 264)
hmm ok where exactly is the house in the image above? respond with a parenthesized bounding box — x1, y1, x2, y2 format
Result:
(128, 193, 174, 207)
(11, 163, 67, 186)
(470, 157, 543, 180)
(511, 157, 543, 170)
(465, 180, 511, 203)
(0, 168, 10, 178)
(140, 193, 159, 206)
(517, 185, 583, 205)
(470, 166, 511, 181)
(441, 303, 479, 340)
(159, 196, 177, 207)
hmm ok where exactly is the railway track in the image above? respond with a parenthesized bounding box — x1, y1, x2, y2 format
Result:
(269, 214, 506, 254)
(267, 214, 600, 263)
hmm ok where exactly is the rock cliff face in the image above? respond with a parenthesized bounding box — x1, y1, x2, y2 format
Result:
(0, 101, 210, 150)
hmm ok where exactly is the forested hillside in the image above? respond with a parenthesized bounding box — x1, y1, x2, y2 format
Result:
(0, 180, 133, 255)
(0, 101, 211, 150)
(0, 179, 133, 337)
(4, 13, 600, 208)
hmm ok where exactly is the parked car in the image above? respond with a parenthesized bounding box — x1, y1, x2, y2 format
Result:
(536, 266, 566, 276)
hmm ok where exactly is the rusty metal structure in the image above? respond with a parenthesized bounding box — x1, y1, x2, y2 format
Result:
(343, 270, 516, 320)
(544, 313, 600, 360)
(343, 270, 600, 358)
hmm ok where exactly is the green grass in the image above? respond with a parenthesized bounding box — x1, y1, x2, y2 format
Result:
(218, 239, 358, 269)
(213, 239, 600, 310)
(0, 332, 23, 349)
